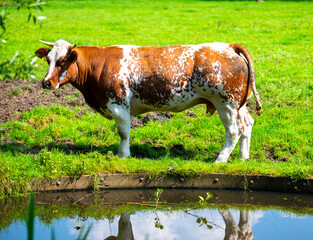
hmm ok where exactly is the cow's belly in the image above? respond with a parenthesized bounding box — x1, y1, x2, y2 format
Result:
(130, 93, 211, 116)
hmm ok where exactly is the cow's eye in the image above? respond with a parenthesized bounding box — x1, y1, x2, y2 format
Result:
(56, 59, 65, 66)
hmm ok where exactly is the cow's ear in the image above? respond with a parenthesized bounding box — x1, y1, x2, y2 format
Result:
(68, 50, 78, 64)
(35, 48, 50, 60)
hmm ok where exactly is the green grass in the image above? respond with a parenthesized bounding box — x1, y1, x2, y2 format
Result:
(0, 0, 313, 198)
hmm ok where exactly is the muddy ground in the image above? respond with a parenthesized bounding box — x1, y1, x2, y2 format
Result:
(0, 79, 86, 123)
(0, 79, 175, 127)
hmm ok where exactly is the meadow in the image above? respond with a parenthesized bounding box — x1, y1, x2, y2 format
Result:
(0, 0, 312, 198)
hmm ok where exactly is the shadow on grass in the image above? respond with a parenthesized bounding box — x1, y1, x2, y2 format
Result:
(0, 141, 211, 161)
(130, 143, 200, 160)
(0, 141, 118, 155)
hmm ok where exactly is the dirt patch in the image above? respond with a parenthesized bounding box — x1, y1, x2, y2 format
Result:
(277, 103, 293, 108)
(0, 79, 86, 124)
(265, 147, 289, 162)
(131, 112, 173, 129)
(246, 100, 257, 115)
(0, 79, 175, 127)
(186, 110, 196, 118)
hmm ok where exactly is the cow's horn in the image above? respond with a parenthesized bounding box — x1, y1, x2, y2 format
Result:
(39, 40, 54, 47)
(68, 44, 76, 51)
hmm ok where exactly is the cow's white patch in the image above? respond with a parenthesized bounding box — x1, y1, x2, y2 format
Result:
(207, 42, 237, 58)
(176, 46, 194, 80)
(117, 45, 141, 100)
(45, 40, 71, 81)
(212, 61, 221, 74)
(59, 70, 67, 81)
(44, 61, 55, 81)
(185, 43, 238, 61)
(207, 42, 229, 52)
(212, 61, 223, 83)
(185, 44, 203, 52)
(187, 42, 237, 59)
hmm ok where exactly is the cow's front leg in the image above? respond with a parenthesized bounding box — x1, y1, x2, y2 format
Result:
(108, 103, 131, 158)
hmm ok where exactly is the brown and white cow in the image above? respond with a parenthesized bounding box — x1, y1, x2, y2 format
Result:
(35, 39, 262, 163)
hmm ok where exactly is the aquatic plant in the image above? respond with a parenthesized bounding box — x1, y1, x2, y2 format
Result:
(25, 192, 92, 240)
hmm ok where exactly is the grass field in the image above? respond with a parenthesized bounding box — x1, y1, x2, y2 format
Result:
(0, 0, 313, 198)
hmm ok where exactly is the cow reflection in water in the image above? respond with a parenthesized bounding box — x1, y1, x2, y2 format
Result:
(104, 210, 252, 240)
(105, 212, 134, 240)
(219, 210, 253, 240)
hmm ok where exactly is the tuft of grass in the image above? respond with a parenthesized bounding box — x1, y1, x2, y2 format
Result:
(9, 86, 21, 96)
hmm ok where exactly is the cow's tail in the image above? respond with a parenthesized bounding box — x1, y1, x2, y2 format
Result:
(230, 44, 262, 116)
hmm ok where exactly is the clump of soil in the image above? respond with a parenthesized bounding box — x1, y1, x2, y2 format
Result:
(186, 110, 196, 118)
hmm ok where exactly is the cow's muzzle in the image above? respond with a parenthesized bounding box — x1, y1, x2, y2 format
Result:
(42, 80, 52, 89)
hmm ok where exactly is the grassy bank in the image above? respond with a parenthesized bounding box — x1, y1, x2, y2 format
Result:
(0, 0, 313, 198)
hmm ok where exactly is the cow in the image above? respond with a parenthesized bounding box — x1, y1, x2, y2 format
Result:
(35, 39, 262, 163)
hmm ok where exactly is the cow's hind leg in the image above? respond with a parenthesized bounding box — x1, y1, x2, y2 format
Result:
(239, 106, 254, 160)
(215, 104, 242, 163)
(108, 103, 131, 158)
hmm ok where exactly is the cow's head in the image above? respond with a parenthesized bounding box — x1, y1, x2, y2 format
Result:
(35, 39, 78, 89)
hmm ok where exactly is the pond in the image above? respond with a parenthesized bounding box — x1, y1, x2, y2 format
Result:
(1, 189, 313, 240)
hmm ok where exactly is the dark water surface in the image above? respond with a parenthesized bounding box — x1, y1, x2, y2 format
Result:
(1, 189, 313, 240)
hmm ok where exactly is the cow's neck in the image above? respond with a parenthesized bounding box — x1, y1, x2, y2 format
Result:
(70, 47, 106, 109)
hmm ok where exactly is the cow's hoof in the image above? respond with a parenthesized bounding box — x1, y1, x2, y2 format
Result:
(117, 152, 130, 158)
(214, 158, 228, 164)
(239, 156, 249, 161)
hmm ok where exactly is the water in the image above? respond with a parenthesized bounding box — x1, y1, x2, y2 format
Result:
(1, 189, 313, 240)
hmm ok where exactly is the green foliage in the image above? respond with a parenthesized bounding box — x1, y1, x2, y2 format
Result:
(0, 7, 8, 43)
(0, 0, 45, 79)
(154, 188, 163, 208)
(196, 216, 213, 230)
(0, 52, 38, 80)
(153, 188, 164, 230)
(0, 0, 46, 42)
(198, 192, 212, 206)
